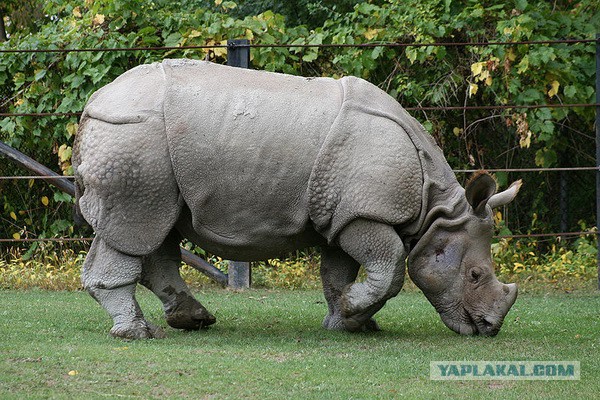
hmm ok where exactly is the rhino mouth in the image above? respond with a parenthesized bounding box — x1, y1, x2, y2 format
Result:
(440, 308, 503, 337)
(438, 283, 517, 337)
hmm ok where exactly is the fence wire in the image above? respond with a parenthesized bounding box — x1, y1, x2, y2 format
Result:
(1, 36, 598, 247)
(1, 103, 599, 119)
(0, 37, 595, 54)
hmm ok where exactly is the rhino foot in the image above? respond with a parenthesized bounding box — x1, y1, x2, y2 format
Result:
(342, 316, 381, 332)
(165, 293, 216, 331)
(323, 314, 380, 332)
(110, 319, 167, 340)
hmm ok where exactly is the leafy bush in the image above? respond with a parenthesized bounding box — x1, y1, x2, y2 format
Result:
(493, 229, 598, 283)
(0, 245, 84, 290)
(1, 1, 599, 288)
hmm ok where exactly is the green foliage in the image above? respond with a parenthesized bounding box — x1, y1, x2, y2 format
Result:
(252, 251, 321, 289)
(493, 232, 598, 283)
(0, 245, 83, 290)
(1, 180, 76, 257)
(1, 0, 599, 283)
(0, 0, 45, 38)
(3, 234, 597, 290)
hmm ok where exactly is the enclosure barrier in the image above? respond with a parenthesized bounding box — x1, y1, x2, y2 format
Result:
(1, 36, 599, 288)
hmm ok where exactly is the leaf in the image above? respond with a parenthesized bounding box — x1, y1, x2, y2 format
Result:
(188, 29, 202, 39)
(308, 33, 324, 46)
(12, 233, 20, 240)
(68, 370, 79, 376)
(213, 40, 228, 58)
(66, 123, 78, 139)
(41, 196, 49, 206)
(34, 69, 47, 81)
(221, 1, 237, 9)
(92, 14, 105, 26)
(0, 118, 16, 134)
(364, 28, 379, 40)
(10, 212, 17, 221)
(535, 149, 558, 167)
(164, 32, 183, 48)
(547, 80, 559, 97)
(519, 130, 532, 148)
(50, 219, 72, 234)
(506, 48, 516, 62)
(471, 62, 484, 77)
(563, 85, 576, 98)
(371, 46, 383, 60)
(54, 192, 73, 203)
(515, 0, 528, 11)
(406, 48, 417, 64)
(516, 55, 529, 74)
(58, 145, 72, 162)
(495, 171, 508, 188)
(469, 83, 478, 97)
(520, 88, 543, 102)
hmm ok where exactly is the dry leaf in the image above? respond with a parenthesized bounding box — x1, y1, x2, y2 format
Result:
(547, 80, 559, 98)
(92, 14, 105, 26)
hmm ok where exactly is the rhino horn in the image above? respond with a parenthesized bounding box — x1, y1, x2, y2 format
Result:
(488, 179, 522, 209)
(465, 172, 522, 215)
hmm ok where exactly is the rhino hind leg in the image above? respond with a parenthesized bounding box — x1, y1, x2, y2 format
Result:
(320, 246, 380, 332)
(335, 219, 407, 332)
(82, 237, 166, 339)
(140, 231, 216, 331)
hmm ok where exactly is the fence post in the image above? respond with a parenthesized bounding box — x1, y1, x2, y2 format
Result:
(596, 33, 600, 290)
(227, 39, 250, 69)
(226, 38, 252, 290)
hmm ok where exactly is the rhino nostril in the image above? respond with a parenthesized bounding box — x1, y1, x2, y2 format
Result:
(503, 285, 510, 295)
(479, 317, 502, 336)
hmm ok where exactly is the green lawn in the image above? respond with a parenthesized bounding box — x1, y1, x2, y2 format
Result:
(1, 288, 599, 399)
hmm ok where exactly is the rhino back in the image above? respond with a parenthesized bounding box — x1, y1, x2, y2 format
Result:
(162, 60, 343, 249)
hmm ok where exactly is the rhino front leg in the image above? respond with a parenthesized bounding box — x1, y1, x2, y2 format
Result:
(82, 237, 165, 339)
(140, 231, 216, 331)
(321, 246, 380, 331)
(336, 219, 407, 331)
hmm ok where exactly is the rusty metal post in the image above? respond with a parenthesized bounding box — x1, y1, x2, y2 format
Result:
(596, 33, 600, 290)
(227, 39, 250, 69)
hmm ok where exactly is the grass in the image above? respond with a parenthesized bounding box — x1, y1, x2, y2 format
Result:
(1, 286, 599, 399)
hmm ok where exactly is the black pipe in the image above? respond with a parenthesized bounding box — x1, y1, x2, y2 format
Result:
(595, 33, 600, 290)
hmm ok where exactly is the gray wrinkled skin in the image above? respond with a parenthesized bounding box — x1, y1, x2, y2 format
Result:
(73, 59, 519, 339)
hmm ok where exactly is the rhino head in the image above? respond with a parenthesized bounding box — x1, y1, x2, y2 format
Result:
(408, 173, 520, 336)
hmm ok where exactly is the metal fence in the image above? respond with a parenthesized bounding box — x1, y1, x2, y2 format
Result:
(1, 36, 599, 287)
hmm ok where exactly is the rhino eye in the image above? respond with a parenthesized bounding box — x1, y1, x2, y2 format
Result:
(470, 268, 482, 283)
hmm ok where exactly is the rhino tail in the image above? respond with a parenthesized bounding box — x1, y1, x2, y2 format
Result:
(72, 117, 91, 230)
(73, 178, 89, 228)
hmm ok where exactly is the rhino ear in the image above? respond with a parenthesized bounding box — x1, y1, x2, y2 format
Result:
(465, 172, 497, 215)
(488, 179, 522, 209)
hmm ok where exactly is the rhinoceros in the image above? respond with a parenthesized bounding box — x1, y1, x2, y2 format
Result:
(73, 59, 519, 339)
